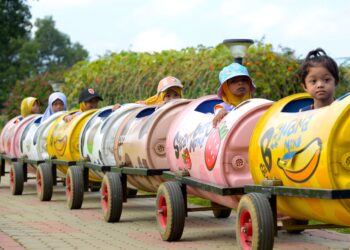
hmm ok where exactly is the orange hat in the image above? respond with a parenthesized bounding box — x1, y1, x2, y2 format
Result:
(157, 76, 183, 95)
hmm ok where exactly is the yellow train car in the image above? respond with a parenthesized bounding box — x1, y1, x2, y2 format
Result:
(248, 92, 350, 225)
(47, 109, 97, 208)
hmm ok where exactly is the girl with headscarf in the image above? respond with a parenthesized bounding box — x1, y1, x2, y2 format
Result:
(138, 76, 183, 105)
(20, 97, 40, 118)
(212, 63, 256, 127)
(41, 92, 68, 122)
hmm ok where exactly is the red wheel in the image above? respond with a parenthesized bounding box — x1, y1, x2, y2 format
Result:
(37, 170, 42, 193)
(66, 166, 84, 209)
(211, 201, 232, 218)
(36, 163, 53, 201)
(10, 162, 24, 195)
(236, 193, 274, 250)
(101, 172, 123, 222)
(157, 195, 167, 229)
(239, 208, 253, 248)
(156, 182, 185, 241)
(66, 173, 71, 200)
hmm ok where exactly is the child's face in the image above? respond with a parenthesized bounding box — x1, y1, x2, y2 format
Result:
(31, 101, 40, 114)
(52, 99, 65, 112)
(303, 65, 336, 102)
(163, 89, 181, 103)
(227, 76, 250, 97)
(85, 97, 99, 110)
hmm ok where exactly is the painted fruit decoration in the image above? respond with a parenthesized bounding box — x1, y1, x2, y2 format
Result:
(204, 122, 228, 170)
(277, 137, 322, 183)
(182, 148, 192, 169)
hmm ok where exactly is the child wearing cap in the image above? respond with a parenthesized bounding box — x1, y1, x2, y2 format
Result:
(63, 88, 103, 122)
(212, 63, 255, 127)
(41, 92, 68, 122)
(21, 97, 40, 118)
(137, 76, 183, 105)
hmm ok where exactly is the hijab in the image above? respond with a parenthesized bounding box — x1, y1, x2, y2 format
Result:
(41, 92, 68, 122)
(20, 97, 38, 117)
(221, 82, 252, 107)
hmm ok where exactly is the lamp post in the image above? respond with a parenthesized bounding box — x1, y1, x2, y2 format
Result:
(48, 80, 65, 92)
(222, 39, 254, 65)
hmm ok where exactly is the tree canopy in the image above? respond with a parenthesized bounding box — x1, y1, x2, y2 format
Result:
(0, 6, 89, 109)
(20, 16, 89, 75)
(0, 0, 31, 106)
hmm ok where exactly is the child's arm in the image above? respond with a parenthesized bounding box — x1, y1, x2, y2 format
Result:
(212, 108, 228, 127)
(63, 114, 74, 123)
(111, 103, 121, 111)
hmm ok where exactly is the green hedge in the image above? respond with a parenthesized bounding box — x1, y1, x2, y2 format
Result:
(62, 42, 303, 108)
(3, 41, 350, 119)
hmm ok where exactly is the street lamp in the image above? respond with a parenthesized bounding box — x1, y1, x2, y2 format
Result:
(222, 39, 254, 65)
(48, 80, 65, 92)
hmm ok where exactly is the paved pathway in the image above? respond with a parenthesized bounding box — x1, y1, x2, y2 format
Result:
(0, 174, 349, 250)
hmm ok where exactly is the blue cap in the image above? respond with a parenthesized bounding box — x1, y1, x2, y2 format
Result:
(218, 63, 256, 98)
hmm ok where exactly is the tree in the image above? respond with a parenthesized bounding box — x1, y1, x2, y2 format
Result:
(19, 16, 89, 75)
(2, 16, 90, 117)
(0, 0, 31, 55)
(0, 0, 31, 108)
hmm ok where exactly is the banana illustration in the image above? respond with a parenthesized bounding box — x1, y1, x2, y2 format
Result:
(277, 138, 322, 183)
(54, 135, 67, 157)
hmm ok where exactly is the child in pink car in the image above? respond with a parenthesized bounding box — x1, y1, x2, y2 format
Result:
(138, 76, 183, 105)
(212, 63, 256, 127)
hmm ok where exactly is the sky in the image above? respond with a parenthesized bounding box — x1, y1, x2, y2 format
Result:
(29, 0, 350, 62)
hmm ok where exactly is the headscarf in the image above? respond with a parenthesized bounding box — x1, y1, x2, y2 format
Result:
(79, 102, 88, 112)
(218, 63, 255, 100)
(221, 82, 252, 107)
(20, 97, 38, 117)
(141, 76, 183, 105)
(41, 92, 68, 122)
(143, 87, 182, 105)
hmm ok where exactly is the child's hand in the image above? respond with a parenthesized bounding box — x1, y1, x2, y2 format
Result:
(212, 109, 228, 127)
(63, 115, 73, 123)
(136, 100, 145, 104)
(111, 103, 121, 111)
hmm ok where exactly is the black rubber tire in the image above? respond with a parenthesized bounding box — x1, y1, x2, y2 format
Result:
(101, 172, 123, 222)
(236, 193, 274, 250)
(66, 166, 84, 209)
(36, 163, 53, 201)
(211, 201, 232, 218)
(156, 181, 186, 241)
(127, 188, 138, 197)
(10, 162, 24, 195)
(283, 218, 308, 234)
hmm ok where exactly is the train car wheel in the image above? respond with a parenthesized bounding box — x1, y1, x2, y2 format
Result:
(156, 182, 185, 241)
(36, 163, 53, 201)
(127, 188, 138, 197)
(10, 162, 24, 195)
(101, 172, 123, 222)
(282, 218, 308, 234)
(66, 166, 84, 209)
(236, 193, 274, 250)
(211, 201, 232, 218)
(89, 182, 101, 192)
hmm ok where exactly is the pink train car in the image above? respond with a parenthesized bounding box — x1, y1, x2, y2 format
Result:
(156, 96, 273, 241)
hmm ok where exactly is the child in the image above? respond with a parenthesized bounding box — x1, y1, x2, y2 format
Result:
(63, 88, 103, 122)
(299, 48, 339, 111)
(21, 97, 40, 118)
(212, 63, 256, 127)
(138, 76, 183, 105)
(41, 92, 68, 122)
